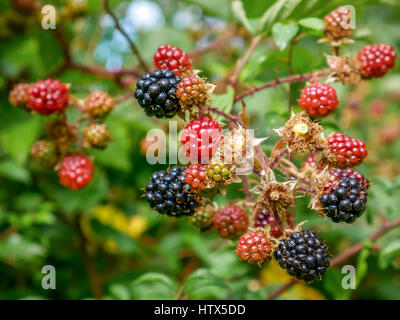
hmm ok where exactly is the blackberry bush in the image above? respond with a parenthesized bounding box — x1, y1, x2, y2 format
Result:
(134, 69, 181, 119)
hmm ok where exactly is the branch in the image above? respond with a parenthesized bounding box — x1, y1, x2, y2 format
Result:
(267, 216, 400, 299)
(234, 68, 333, 102)
(103, 0, 149, 72)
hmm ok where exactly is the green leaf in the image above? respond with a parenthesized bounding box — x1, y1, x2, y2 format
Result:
(109, 284, 131, 300)
(131, 273, 178, 300)
(356, 240, 371, 286)
(209, 86, 234, 121)
(272, 22, 299, 50)
(379, 241, 400, 270)
(0, 159, 31, 184)
(0, 234, 45, 264)
(241, 0, 273, 19)
(298, 17, 325, 31)
(183, 269, 229, 300)
(232, 1, 254, 34)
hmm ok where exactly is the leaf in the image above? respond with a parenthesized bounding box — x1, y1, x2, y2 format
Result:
(241, 0, 273, 19)
(131, 273, 178, 300)
(0, 159, 31, 184)
(298, 17, 325, 31)
(109, 284, 131, 300)
(356, 240, 371, 286)
(209, 85, 234, 121)
(272, 22, 299, 50)
(183, 269, 229, 299)
(232, 1, 254, 34)
(0, 234, 45, 264)
(379, 241, 400, 270)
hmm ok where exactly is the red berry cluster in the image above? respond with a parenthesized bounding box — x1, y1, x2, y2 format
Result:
(153, 44, 191, 76)
(27, 79, 69, 115)
(236, 230, 272, 265)
(185, 164, 207, 192)
(180, 117, 222, 164)
(298, 83, 338, 117)
(358, 44, 397, 78)
(327, 132, 367, 168)
(58, 155, 94, 190)
(214, 205, 248, 239)
(254, 209, 282, 238)
(176, 75, 209, 108)
(323, 6, 352, 41)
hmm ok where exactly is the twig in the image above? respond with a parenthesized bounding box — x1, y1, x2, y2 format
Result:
(208, 106, 242, 124)
(267, 216, 400, 299)
(103, 0, 148, 72)
(234, 68, 333, 102)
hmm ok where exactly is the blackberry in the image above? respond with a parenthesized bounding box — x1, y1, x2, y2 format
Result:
(84, 91, 114, 118)
(298, 83, 338, 118)
(9, 83, 32, 109)
(144, 166, 199, 217)
(206, 163, 230, 183)
(134, 69, 181, 119)
(84, 123, 112, 149)
(58, 155, 94, 190)
(320, 176, 368, 223)
(189, 209, 214, 231)
(323, 6, 352, 42)
(357, 44, 397, 78)
(153, 45, 191, 76)
(236, 230, 272, 265)
(327, 132, 367, 168)
(329, 168, 370, 189)
(214, 205, 248, 239)
(254, 209, 282, 238)
(274, 230, 330, 282)
(185, 164, 207, 192)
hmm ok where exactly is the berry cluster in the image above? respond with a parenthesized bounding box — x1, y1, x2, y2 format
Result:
(298, 83, 338, 118)
(323, 6, 352, 41)
(145, 166, 199, 217)
(176, 75, 210, 109)
(84, 91, 114, 118)
(134, 69, 181, 119)
(236, 230, 272, 265)
(206, 163, 231, 183)
(320, 175, 368, 223)
(58, 155, 94, 190)
(274, 230, 330, 282)
(327, 132, 368, 167)
(185, 164, 207, 192)
(254, 209, 282, 238)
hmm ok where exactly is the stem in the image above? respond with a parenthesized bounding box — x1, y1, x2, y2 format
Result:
(234, 68, 333, 102)
(103, 0, 149, 72)
(267, 217, 400, 299)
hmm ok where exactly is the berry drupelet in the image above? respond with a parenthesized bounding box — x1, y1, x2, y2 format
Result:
(185, 164, 207, 192)
(323, 6, 352, 41)
(330, 168, 370, 189)
(27, 79, 69, 115)
(145, 166, 198, 217)
(298, 83, 338, 117)
(134, 69, 181, 119)
(274, 230, 330, 282)
(327, 132, 367, 168)
(357, 44, 397, 78)
(58, 155, 94, 190)
(320, 175, 368, 223)
(180, 117, 222, 164)
(236, 230, 272, 265)
(214, 205, 248, 239)
(153, 45, 191, 76)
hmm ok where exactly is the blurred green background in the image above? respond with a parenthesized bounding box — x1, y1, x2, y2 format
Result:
(0, 0, 399, 300)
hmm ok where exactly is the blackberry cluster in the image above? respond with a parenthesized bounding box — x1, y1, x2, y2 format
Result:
(153, 45, 191, 76)
(330, 168, 370, 189)
(207, 163, 230, 183)
(327, 132, 367, 167)
(236, 230, 272, 265)
(214, 205, 248, 239)
(134, 69, 181, 119)
(320, 176, 368, 223)
(58, 155, 94, 190)
(145, 166, 198, 217)
(189, 210, 214, 231)
(298, 83, 338, 117)
(254, 209, 282, 238)
(84, 91, 114, 118)
(323, 6, 352, 41)
(358, 44, 397, 78)
(185, 164, 207, 192)
(274, 230, 330, 282)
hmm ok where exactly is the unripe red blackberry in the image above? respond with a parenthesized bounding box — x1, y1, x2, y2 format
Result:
(274, 230, 330, 282)
(134, 69, 181, 119)
(84, 91, 114, 118)
(84, 123, 112, 149)
(214, 205, 248, 239)
(153, 44, 191, 76)
(189, 209, 214, 231)
(327, 132, 367, 168)
(206, 163, 230, 183)
(30, 140, 56, 166)
(58, 155, 94, 190)
(300, 153, 317, 173)
(320, 175, 368, 223)
(27, 79, 69, 115)
(254, 209, 282, 238)
(145, 166, 199, 217)
(298, 83, 338, 117)
(9, 83, 32, 109)
(176, 75, 210, 109)
(185, 164, 207, 192)
(180, 117, 222, 164)
(323, 6, 352, 41)
(236, 230, 272, 265)
(357, 44, 397, 78)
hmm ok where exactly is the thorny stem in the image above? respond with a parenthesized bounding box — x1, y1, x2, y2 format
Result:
(234, 68, 333, 102)
(103, 0, 149, 72)
(267, 216, 400, 299)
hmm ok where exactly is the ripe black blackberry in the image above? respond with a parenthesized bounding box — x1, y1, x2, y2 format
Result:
(320, 176, 368, 223)
(134, 69, 181, 119)
(144, 166, 198, 217)
(274, 230, 330, 282)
